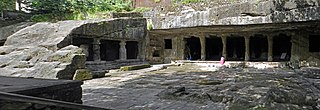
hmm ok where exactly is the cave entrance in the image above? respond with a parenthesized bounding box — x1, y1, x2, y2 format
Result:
(206, 37, 222, 61)
(126, 41, 139, 59)
(100, 40, 120, 61)
(227, 37, 245, 61)
(185, 37, 201, 60)
(273, 34, 291, 61)
(250, 35, 268, 61)
(72, 38, 94, 61)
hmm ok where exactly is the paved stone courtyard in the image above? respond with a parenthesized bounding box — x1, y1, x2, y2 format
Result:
(82, 64, 320, 110)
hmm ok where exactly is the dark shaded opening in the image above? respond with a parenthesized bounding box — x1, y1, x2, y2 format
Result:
(185, 37, 201, 60)
(72, 38, 94, 61)
(100, 40, 120, 61)
(0, 41, 4, 46)
(153, 50, 160, 57)
(227, 37, 245, 61)
(126, 41, 139, 59)
(206, 37, 222, 61)
(309, 35, 320, 52)
(250, 35, 268, 61)
(164, 39, 172, 49)
(273, 34, 291, 61)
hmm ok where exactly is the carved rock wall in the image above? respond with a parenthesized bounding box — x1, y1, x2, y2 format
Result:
(145, 0, 320, 29)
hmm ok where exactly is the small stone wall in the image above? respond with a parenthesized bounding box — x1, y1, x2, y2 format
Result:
(0, 76, 83, 109)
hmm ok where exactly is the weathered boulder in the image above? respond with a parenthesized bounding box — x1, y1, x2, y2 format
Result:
(0, 22, 34, 45)
(145, 0, 320, 29)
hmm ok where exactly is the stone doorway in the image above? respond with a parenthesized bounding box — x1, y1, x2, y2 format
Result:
(250, 35, 268, 61)
(206, 37, 222, 61)
(185, 37, 201, 60)
(273, 34, 291, 61)
(126, 41, 139, 59)
(227, 37, 245, 61)
(100, 40, 120, 61)
(72, 38, 94, 61)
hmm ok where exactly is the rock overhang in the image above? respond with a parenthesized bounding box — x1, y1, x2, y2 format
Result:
(0, 18, 147, 79)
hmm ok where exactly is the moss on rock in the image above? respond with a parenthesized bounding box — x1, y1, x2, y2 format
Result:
(73, 69, 93, 81)
(120, 64, 151, 71)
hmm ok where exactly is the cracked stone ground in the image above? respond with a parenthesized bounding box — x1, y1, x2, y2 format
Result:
(82, 64, 320, 110)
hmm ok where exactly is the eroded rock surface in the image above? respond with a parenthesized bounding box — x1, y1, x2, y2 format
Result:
(0, 18, 146, 79)
(0, 21, 85, 79)
(145, 0, 320, 29)
(83, 64, 320, 110)
(0, 22, 34, 45)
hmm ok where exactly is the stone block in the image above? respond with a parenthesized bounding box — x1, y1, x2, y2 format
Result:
(120, 64, 151, 71)
(73, 69, 93, 81)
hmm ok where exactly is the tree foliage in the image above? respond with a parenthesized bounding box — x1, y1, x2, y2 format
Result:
(29, 0, 73, 14)
(28, 0, 132, 14)
(0, 0, 15, 11)
(27, 0, 133, 21)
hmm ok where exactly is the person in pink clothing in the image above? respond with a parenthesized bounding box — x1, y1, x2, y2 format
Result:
(220, 56, 225, 65)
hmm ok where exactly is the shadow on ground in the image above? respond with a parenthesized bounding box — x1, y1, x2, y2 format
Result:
(82, 64, 320, 110)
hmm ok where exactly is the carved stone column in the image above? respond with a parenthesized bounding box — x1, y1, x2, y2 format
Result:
(200, 36, 206, 61)
(119, 40, 127, 60)
(244, 36, 250, 61)
(267, 36, 274, 61)
(137, 41, 144, 60)
(221, 35, 228, 59)
(93, 39, 101, 61)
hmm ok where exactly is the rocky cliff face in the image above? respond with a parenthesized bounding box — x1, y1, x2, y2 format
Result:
(145, 0, 320, 29)
(0, 18, 146, 79)
(0, 21, 86, 79)
(0, 22, 34, 45)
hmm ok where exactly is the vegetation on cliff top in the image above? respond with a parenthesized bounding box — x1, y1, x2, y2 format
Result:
(28, 0, 133, 22)
(1, 0, 139, 22)
(0, 0, 15, 11)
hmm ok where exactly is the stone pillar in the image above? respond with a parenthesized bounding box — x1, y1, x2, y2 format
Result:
(119, 40, 127, 60)
(93, 39, 101, 61)
(80, 44, 89, 58)
(267, 36, 274, 61)
(200, 36, 206, 60)
(221, 36, 227, 59)
(137, 41, 144, 60)
(244, 36, 250, 61)
(178, 36, 185, 60)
